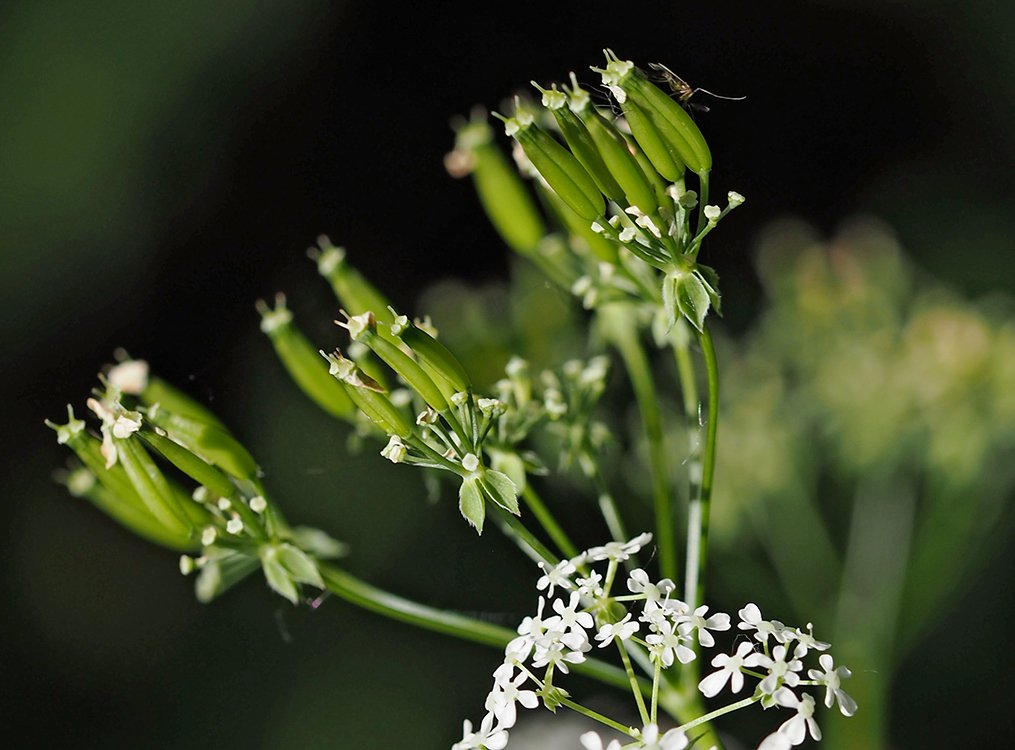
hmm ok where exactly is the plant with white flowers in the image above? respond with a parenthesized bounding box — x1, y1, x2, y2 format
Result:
(49, 50, 857, 749)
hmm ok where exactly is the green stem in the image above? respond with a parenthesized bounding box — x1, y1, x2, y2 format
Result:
(592, 466, 629, 545)
(618, 640, 651, 726)
(611, 323, 677, 581)
(559, 697, 637, 737)
(492, 506, 559, 567)
(651, 660, 662, 723)
(521, 483, 581, 561)
(695, 171, 710, 244)
(671, 337, 702, 609)
(674, 695, 757, 735)
(318, 563, 641, 693)
(684, 323, 718, 610)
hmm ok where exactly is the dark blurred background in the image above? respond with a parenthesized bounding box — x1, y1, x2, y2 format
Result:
(2, 1, 1013, 748)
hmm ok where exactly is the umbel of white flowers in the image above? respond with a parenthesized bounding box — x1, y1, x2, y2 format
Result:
(453, 533, 855, 750)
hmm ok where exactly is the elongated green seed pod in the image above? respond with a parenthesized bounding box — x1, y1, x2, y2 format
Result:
(322, 351, 413, 438)
(313, 239, 395, 326)
(116, 436, 194, 538)
(68, 468, 198, 551)
(600, 55, 711, 175)
(257, 298, 356, 421)
(140, 377, 226, 430)
(358, 327, 449, 412)
(540, 186, 618, 264)
(620, 96, 685, 183)
(625, 72, 711, 175)
(538, 85, 625, 203)
(147, 409, 259, 481)
(139, 428, 235, 500)
(502, 113, 604, 221)
(455, 119, 546, 255)
(577, 105, 659, 217)
(394, 318, 472, 393)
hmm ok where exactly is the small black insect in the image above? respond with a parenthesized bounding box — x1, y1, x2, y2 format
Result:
(647, 63, 746, 113)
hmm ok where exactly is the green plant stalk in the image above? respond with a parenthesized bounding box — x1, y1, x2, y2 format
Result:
(492, 504, 559, 567)
(669, 324, 721, 749)
(824, 476, 916, 750)
(675, 695, 758, 735)
(612, 327, 677, 581)
(671, 337, 701, 598)
(318, 563, 647, 697)
(683, 323, 718, 610)
(558, 697, 637, 737)
(521, 483, 581, 561)
(618, 640, 651, 726)
(591, 466, 629, 545)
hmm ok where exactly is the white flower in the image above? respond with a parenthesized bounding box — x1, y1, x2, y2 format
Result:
(575, 570, 604, 599)
(738, 603, 791, 645)
(790, 623, 830, 659)
(756, 732, 792, 750)
(536, 559, 576, 597)
(698, 641, 762, 697)
(530, 638, 588, 674)
(755, 645, 803, 696)
(585, 532, 652, 562)
(640, 722, 689, 749)
(380, 435, 407, 463)
(86, 397, 142, 468)
(552, 591, 594, 636)
(595, 614, 639, 648)
(645, 619, 695, 667)
(451, 713, 508, 750)
(503, 635, 532, 666)
(627, 568, 676, 602)
(517, 597, 553, 645)
(485, 664, 538, 729)
(771, 688, 821, 745)
(682, 605, 731, 647)
(107, 359, 149, 395)
(580, 731, 622, 750)
(808, 654, 857, 716)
